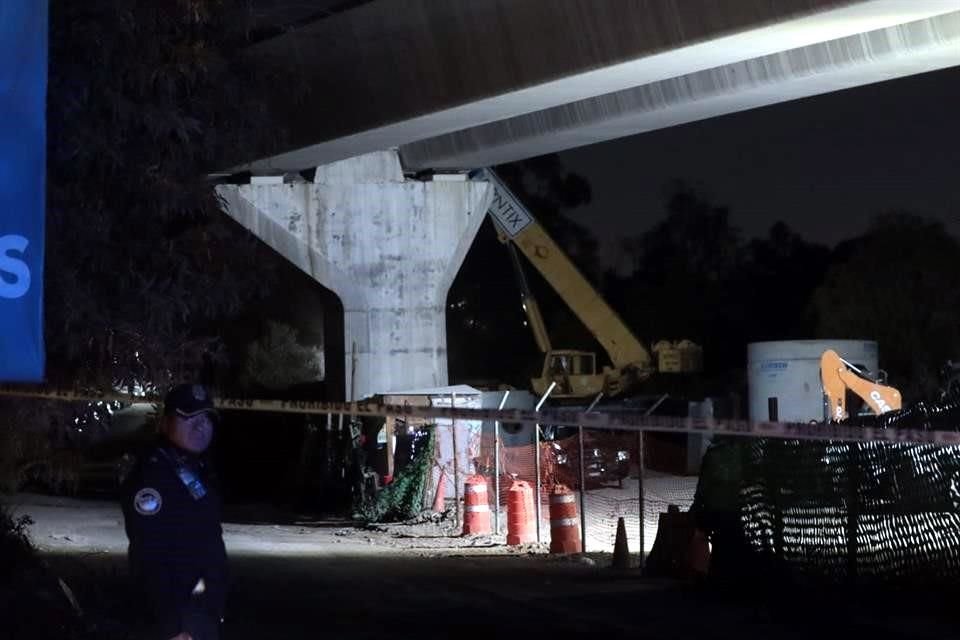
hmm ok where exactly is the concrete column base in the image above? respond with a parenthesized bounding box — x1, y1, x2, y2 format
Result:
(217, 150, 491, 399)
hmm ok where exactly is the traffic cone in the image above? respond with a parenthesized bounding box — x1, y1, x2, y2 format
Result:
(612, 516, 630, 569)
(432, 468, 446, 512)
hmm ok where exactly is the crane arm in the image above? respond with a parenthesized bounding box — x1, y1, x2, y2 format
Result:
(507, 242, 552, 354)
(477, 169, 652, 373)
(820, 349, 902, 422)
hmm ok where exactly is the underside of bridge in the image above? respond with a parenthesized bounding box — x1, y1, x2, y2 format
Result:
(218, 0, 960, 398)
(228, 0, 960, 174)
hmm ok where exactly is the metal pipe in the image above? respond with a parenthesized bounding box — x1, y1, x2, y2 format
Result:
(585, 392, 604, 414)
(451, 392, 460, 531)
(637, 394, 666, 569)
(350, 341, 357, 402)
(637, 429, 645, 569)
(578, 424, 587, 552)
(534, 419, 541, 543)
(494, 390, 510, 536)
(338, 413, 344, 479)
(535, 383, 555, 411)
(533, 382, 556, 544)
(578, 393, 602, 553)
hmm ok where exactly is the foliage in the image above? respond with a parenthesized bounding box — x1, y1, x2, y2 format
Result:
(450, 173, 840, 386)
(46, 0, 285, 394)
(0, 503, 35, 569)
(0, 411, 82, 495)
(1, 500, 137, 638)
(495, 155, 596, 277)
(627, 180, 743, 288)
(610, 182, 745, 373)
(811, 214, 960, 401)
(610, 183, 832, 378)
(355, 428, 434, 523)
(242, 321, 323, 390)
(735, 221, 831, 341)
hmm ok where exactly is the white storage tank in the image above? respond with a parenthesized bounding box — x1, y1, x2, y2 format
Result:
(748, 340, 879, 422)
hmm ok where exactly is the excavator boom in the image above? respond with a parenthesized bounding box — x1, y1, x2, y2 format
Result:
(820, 349, 902, 421)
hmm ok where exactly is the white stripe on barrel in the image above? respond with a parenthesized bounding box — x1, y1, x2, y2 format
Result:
(465, 483, 487, 494)
(550, 517, 578, 528)
(465, 504, 490, 513)
(550, 493, 576, 504)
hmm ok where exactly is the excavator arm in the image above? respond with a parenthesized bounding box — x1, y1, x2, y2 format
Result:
(820, 349, 902, 422)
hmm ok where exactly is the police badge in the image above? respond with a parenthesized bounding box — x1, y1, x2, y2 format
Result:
(134, 487, 163, 515)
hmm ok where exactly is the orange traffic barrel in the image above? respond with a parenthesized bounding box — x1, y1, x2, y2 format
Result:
(549, 484, 582, 554)
(462, 476, 491, 536)
(506, 480, 536, 545)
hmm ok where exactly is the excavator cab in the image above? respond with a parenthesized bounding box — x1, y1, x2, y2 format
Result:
(533, 349, 599, 398)
(820, 349, 903, 422)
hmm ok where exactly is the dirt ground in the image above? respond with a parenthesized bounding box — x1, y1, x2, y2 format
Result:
(9, 493, 959, 639)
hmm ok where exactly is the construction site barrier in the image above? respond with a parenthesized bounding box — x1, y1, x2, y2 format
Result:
(462, 475, 491, 536)
(506, 480, 536, 545)
(548, 484, 581, 554)
(8, 383, 960, 577)
(2, 384, 960, 446)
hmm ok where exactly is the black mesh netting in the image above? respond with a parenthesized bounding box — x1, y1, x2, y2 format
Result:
(693, 397, 960, 584)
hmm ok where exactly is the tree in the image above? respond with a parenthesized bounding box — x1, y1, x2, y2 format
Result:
(734, 221, 831, 342)
(45, 0, 287, 394)
(810, 214, 960, 401)
(612, 182, 743, 372)
(242, 322, 323, 390)
(495, 155, 596, 279)
(612, 183, 838, 380)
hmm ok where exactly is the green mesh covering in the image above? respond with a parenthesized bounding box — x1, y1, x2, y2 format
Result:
(356, 427, 435, 523)
(693, 398, 960, 584)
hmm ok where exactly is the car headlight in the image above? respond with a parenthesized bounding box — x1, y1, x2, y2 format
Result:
(616, 451, 629, 462)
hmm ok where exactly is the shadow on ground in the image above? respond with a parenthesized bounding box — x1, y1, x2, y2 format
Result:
(36, 551, 960, 640)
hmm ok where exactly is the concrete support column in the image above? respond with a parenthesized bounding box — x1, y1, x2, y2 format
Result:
(216, 151, 490, 400)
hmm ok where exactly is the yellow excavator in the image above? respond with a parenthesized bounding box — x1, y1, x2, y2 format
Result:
(475, 169, 701, 400)
(820, 349, 902, 422)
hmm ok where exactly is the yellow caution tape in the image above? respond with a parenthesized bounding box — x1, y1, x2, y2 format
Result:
(1, 385, 959, 447)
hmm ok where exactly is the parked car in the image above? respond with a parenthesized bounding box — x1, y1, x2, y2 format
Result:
(546, 435, 630, 490)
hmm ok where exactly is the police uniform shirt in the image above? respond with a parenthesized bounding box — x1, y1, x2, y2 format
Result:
(121, 442, 228, 637)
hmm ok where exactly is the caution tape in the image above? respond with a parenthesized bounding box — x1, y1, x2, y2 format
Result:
(2, 385, 960, 447)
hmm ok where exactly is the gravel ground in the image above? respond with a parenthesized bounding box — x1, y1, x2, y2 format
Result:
(8, 493, 959, 639)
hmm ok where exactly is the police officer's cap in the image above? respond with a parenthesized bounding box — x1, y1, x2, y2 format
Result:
(164, 383, 217, 418)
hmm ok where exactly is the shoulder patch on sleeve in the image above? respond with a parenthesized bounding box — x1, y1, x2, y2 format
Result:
(134, 487, 163, 515)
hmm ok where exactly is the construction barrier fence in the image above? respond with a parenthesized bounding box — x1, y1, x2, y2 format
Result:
(5, 384, 960, 582)
(696, 395, 960, 584)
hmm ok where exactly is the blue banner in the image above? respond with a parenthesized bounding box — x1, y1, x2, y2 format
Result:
(0, 1, 46, 381)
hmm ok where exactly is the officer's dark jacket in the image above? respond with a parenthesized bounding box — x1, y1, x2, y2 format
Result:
(121, 440, 227, 637)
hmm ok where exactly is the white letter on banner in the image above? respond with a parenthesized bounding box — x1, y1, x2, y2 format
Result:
(0, 235, 31, 299)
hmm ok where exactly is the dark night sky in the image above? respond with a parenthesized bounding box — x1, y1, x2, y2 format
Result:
(559, 65, 960, 273)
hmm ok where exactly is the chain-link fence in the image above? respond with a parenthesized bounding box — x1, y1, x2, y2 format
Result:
(19, 382, 960, 583)
(426, 407, 699, 555)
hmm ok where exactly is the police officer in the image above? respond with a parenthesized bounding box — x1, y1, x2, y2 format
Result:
(121, 383, 227, 640)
